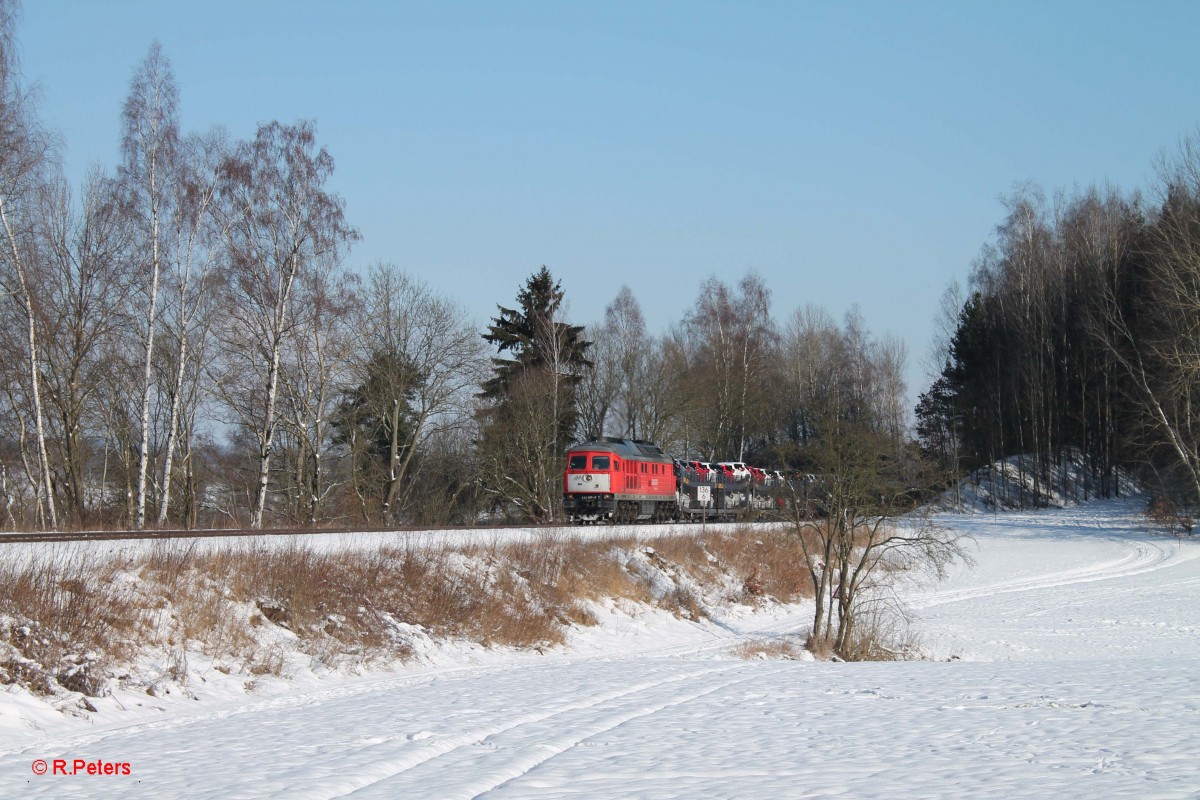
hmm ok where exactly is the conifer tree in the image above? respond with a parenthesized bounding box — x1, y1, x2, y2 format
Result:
(481, 266, 590, 400)
(478, 266, 591, 521)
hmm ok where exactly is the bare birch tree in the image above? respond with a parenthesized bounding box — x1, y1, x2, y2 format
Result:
(38, 169, 131, 525)
(0, 0, 57, 528)
(277, 258, 357, 524)
(155, 129, 226, 525)
(1082, 145, 1200, 502)
(119, 41, 180, 529)
(582, 287, 682, 447)
(213, 120, 357, 528)
(576, 323, 620, 440)
(607, 285, 652, 438)
(680, 273, 775, 459)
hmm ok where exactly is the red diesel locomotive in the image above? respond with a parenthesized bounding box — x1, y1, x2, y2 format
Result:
(562, 438, 678, 523)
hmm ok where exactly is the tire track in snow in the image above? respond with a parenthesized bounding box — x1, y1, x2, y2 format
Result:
(0, 661, 529, 760)
(316, 663, 792, 800)
(910, 532, 1180, 610)
(460, 665, 795, 800)
(294, 662, 750, 800)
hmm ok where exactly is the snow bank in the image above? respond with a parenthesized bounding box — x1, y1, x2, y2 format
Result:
(945, 449, 1138, 512)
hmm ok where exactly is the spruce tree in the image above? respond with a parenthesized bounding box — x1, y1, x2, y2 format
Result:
(481, 266, 591, 400)
(478, 267, 592, 521)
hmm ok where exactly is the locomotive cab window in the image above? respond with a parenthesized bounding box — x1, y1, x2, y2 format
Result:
(568, 455, 586, 470)
(592, 456, 610, 470)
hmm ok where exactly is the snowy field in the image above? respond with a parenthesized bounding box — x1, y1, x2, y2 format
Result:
(3, 498, 1200, 798)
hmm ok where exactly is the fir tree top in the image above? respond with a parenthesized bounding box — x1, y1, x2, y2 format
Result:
(481, 266, 592, 399)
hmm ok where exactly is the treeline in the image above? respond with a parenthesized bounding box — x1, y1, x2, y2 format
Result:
(0, 9, 914, 530)
(490, 271, 913, 523)
(0, 20, 489, 530)
(918, 135, 1200, 507)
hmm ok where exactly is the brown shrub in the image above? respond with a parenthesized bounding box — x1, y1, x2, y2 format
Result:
(1148, 494, 1195, 535)
(660, 586, 708, 620)
(732, 638, 804, 660)
(0, 554, 140, 697)
(815, 606, 920, 662)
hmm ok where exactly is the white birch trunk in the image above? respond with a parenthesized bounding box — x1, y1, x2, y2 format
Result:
(0, 193, 57, 530)
(156, 329, 187, 526)
(135, 164, 160, 529)
(250, 257, 299, 529)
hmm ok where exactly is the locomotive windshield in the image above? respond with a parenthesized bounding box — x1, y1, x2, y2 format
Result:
(592, 456, 610, 470)
(568, 455, 587, 470)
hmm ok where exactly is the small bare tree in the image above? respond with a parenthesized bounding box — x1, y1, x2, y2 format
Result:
(339, 265, 484, 524)
(781, 311, 968, 659)
(789, 424, 965, 659)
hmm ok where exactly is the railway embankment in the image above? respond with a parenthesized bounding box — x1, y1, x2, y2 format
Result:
(0, 526, 814, 712)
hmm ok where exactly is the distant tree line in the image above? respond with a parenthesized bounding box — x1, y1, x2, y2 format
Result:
(917, 133, 1200, 508)
(0, 5, 917, 529)
(441, 261, 914, 526)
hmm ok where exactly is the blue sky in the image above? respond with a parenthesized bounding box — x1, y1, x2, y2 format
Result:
(15, 1, 1200, 398)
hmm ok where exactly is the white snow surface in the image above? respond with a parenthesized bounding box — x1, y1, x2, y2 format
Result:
(4, 498, 1200, 798)
(0, 520, 765, 566)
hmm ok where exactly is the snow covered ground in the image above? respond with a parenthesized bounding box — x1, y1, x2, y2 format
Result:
(0, 519, 763, 566)
(3, 497, 1199, 798)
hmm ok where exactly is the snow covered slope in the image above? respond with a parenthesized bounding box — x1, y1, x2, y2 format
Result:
(3, 498, 1199, 798)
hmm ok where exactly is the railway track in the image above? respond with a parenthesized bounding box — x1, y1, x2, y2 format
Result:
(0, 521, 567, 545)
(0, 511, 780, 545)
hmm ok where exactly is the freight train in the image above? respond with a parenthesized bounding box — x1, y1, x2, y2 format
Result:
(562, 437, 781, 524)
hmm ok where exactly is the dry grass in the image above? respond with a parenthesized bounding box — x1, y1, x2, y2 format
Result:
(838, 606, 921, 662)
(0, 554, 142, 697)
(1, 525, 818, 698)
(651, 525, 815, 603)
(732, 638, 805, 660)
(806, 605, 921, 662)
